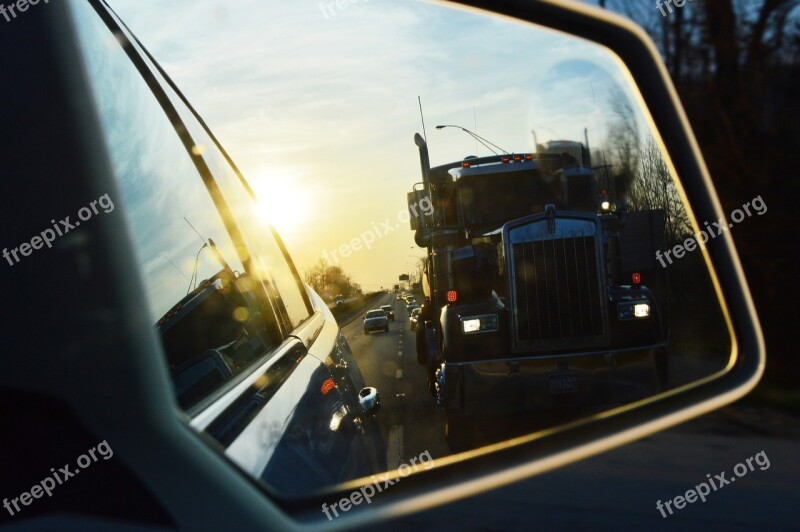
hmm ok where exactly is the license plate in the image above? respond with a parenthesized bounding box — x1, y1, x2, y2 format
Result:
(549, 373, 577, 393)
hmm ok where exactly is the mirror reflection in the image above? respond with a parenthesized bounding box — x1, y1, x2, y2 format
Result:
(100, 0, 732, 496)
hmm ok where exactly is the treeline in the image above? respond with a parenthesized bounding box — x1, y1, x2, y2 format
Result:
(303, 259, 362, 302)
(596, 0, 800, 388)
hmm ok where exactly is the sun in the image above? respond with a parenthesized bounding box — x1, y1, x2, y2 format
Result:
(249, 167, 312, 243)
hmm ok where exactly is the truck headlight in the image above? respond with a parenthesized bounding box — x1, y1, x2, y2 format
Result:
(461, 314, 499, 334)
(617, 301, 651, 320)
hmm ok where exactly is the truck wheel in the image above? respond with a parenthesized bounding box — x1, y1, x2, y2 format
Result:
(445, 413, 475, 452)
(426, 362, 437, 397)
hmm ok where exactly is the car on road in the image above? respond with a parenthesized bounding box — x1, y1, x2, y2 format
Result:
(380, 304, 395, 321)
(364, 309, 390, 334)
(405, 297, 417, 307)
(410, 308, 421, 330)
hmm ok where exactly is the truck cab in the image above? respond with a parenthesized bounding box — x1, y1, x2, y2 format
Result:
(408, 134, 668, 450)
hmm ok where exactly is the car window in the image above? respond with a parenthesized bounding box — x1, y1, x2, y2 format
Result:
(366, 310, 384, 319)
(123, 56, 314, 332)
(72, 1, 283, 411)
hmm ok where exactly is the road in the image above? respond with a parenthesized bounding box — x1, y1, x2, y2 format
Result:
(341, 292, 733, 461)
(343, 293, 448, 468)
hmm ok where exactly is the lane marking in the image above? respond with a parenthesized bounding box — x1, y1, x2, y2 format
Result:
(386, 425, 404, 470)
(395, 369, 403, 379)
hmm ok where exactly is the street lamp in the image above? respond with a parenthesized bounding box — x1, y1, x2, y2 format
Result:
(435, 124, 509, 155)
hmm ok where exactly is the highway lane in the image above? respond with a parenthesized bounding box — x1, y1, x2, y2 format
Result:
(343, 293, 448, 468)
(339, 292, 730, 463)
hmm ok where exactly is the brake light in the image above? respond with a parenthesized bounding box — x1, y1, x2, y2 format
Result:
(446, 290, 458, 303)
(320, 378, 335, 395)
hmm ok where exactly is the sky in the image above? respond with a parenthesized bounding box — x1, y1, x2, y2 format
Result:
(105, 0, 650, 291)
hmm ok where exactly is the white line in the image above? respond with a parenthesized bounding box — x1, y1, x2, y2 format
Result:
(396, 369, 403, 379)
(386, 425, 404, 470)
(398, 351, 403, 357)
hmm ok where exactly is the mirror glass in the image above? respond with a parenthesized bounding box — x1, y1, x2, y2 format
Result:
(104, 0, 732, 500)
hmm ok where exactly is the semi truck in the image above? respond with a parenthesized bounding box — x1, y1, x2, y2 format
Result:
(407, 133, 669, 449)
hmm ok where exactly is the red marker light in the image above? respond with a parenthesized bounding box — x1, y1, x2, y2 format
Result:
(462, 162, 471, 168)
(525, 154, 534, 160)
(446, 290, 458, 303)
(501, 157, 510, 164)
(513, 155, 522, 162)
(320, 378, 335, 395)
(632, 272, 641, 286)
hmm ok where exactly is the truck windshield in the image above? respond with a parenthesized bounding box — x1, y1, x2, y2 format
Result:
(458, 169, 552, 230)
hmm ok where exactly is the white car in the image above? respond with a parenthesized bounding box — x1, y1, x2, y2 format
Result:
(363, 309, 389, 334)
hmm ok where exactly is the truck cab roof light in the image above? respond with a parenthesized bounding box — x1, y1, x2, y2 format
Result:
(446, 290, 458, 303)
(632, 272, 641, 286)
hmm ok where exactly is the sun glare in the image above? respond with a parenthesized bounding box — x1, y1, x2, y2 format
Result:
(249, 168, 312, 242)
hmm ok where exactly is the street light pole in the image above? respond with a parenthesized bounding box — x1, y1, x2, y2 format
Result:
(435, 124, 510, 155)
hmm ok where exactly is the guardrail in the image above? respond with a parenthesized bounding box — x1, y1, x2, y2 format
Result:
(329, 292, 386, 326)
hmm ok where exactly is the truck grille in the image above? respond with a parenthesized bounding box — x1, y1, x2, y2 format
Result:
(511, 232, 605, 350)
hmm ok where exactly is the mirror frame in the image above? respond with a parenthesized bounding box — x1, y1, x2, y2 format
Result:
(284, 0, 764, 525)
(15, 0, 763, 529)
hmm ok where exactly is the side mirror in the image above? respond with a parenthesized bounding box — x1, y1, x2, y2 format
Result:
(358, 387, 380, 416)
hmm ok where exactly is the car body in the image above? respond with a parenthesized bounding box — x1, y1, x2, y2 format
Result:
(410, 308, 421, 330)
(405, 297, 417, 308)
(380, 304, 395, 321)
(364, 309, 390, 334)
